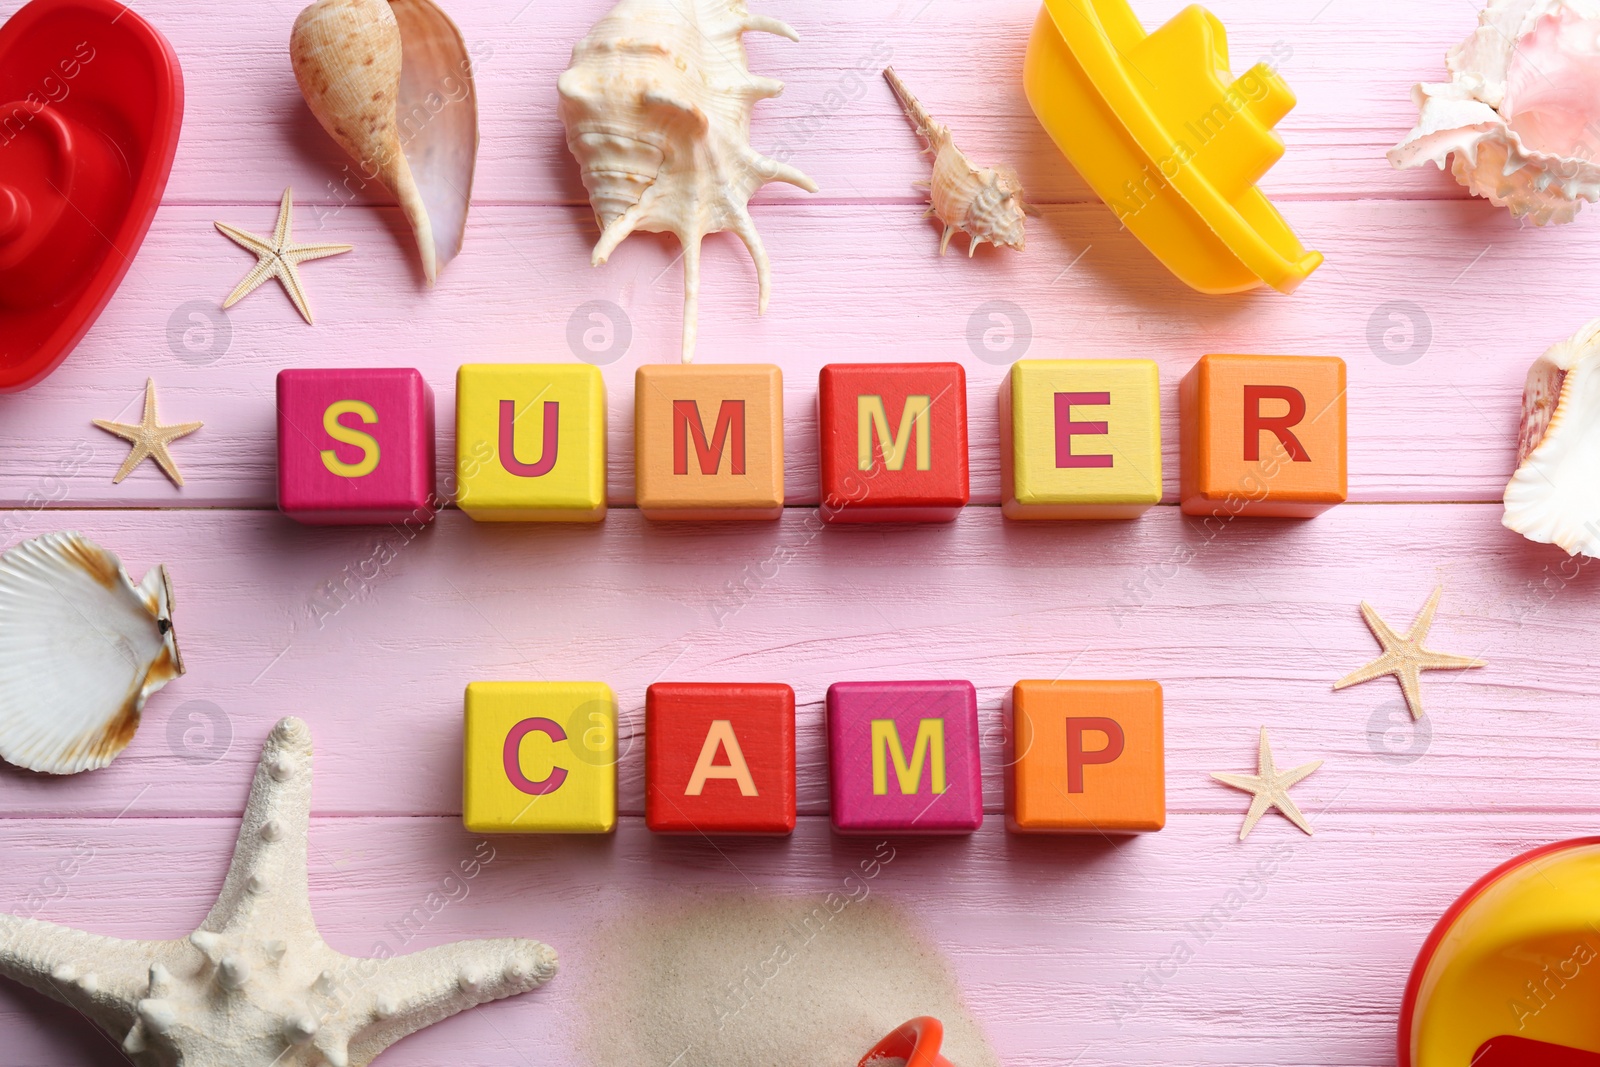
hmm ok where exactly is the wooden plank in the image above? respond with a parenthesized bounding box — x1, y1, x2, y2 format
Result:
(0, 812, 1577, 1066)
(0, 199, 1576, 509)
(0, 505, 1587, 820)
(36, 0, 1480, 208)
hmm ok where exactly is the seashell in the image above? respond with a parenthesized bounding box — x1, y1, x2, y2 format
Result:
(884, 66, 1037, 256)
(557, 0, 819, 363)
(1389, 0, 1600, 225)
(290, 0, 479, 284)
(0, 532, 182, 774)
(1504, 319, 1600, 556)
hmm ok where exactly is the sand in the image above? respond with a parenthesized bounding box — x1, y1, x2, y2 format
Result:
(579, 892, 1001, 1067)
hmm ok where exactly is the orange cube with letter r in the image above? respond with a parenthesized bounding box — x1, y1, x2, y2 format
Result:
(1179, 354, 1346, 518)
(1008, 679, 1164, 834)
(635, 364, 784, 520)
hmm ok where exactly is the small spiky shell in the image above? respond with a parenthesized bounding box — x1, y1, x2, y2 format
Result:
(884, 66, 1035, 256)
(291, 0, 479, 283)
(1504, 319, 1600, 556)
(0, 531, 182, 774)
(1390, 0, 1600, 225)
(557, 0, 818, 362)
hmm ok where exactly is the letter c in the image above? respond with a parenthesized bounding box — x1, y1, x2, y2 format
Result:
(503, 718, 569, 796)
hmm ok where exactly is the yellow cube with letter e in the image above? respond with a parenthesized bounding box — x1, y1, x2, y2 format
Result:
(455, 364, 607, 522)
(463, 681, 617, 833)
(1001, 359, 1162, 519)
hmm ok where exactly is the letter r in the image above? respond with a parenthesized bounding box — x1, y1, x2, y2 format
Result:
(1066, 717, 1125, 793)
(1243, 386, 1310, 462)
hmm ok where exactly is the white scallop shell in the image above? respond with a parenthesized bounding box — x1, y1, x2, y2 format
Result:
(1504, 319, 1600, 556)
(0, 532, 183, 774)
(557, 0, 819, 362)
(1389, 0, 1600, 224)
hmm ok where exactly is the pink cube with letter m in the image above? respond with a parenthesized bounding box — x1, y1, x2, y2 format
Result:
(276, 368, 437, 526)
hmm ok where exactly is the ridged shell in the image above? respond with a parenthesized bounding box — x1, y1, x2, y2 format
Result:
(291, 0, 479, 284)
(884, 66, 1035, 256)
(1389, 0, 1600, 225)
(557, 0, 819, 362)
(0, 532, 183, 774)
(1504, 319, 1600, 556)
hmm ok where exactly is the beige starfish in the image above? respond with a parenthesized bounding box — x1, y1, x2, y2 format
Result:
(1333, 587, 1486, 721)
(215, 188, 351, 324)
(1211, 727, 1322, 841)
(92, 379, 203, 487)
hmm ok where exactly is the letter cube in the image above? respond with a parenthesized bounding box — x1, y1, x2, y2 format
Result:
(635, 364, 784, 520)
(276, 368, 437, 526)
(463, 681, 617, 834)
(645, 682, 796, 835)
(826, 681, 983, 835)
(1001, 359, 1162, 520)
(1008, 680, 1164, 834)
(817, 362, 970, 523)
(1179, 354, 1347, 518)
(455, 364, 607, 522)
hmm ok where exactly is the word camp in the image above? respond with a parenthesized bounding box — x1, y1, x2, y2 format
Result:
(274, 354, 1348, 525)
(461, 679, 1165, 837)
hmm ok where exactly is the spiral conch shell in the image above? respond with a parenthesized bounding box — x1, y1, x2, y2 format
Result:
(884, 66, 1036, 256)
(1389, 0, 1600, 225)
(1504, 319, 1600, 557)
(291, 0, 479, 284)
(0, 532, 183, 774)
(558, 0, 819, 363)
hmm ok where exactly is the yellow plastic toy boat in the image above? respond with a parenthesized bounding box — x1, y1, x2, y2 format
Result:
(1400, 837, 1600, 1066)
(1022, 0, 1322, 295)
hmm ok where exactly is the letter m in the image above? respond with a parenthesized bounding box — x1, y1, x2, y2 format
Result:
(858, 395, 931, 472)
(871, 719, 947, 796)
(674, 400, 745, 475)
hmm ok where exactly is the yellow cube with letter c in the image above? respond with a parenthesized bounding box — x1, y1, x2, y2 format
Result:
(463, 681, 617, 833)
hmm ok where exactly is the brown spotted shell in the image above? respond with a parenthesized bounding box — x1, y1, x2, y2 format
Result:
(0, 532, 182, 774)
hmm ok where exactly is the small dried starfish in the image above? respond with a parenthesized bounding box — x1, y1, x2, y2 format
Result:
(216, 188, 352, 324)
(1333, 587, 1486, 720)
(92, 378, 203, 487)
(1211, 727, 1323, 841)
(0, 718, 556, 1067)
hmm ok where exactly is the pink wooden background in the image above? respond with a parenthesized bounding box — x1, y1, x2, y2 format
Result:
(2, 0, 1597, 1063)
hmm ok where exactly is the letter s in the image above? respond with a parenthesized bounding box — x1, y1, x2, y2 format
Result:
(321, 400, 381, 478)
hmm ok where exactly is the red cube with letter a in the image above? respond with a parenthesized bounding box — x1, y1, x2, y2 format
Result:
(1179, 354, 1346, 518)
(818, 362, 969, 523)
(276, 368, 437, 525)
(645, 682, 796, 835)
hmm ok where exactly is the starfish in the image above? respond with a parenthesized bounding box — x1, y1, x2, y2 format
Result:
(1211, 727, 1323, 841)
(92, 379, 203, 487)
(215, 188, 352, 324)
(0, 718, 556, 1067)
(1333, 586, 1486, 721)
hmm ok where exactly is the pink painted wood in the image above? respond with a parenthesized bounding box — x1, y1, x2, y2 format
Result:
(1, 0, 1599, 1064)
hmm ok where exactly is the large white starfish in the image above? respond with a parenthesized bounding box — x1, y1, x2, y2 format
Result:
(0, 717, 556, 1067)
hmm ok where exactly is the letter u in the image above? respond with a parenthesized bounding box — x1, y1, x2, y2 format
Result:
(499, 400, 559, 477)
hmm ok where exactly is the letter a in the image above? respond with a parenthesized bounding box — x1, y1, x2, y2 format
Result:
(686, 719, 759, 796)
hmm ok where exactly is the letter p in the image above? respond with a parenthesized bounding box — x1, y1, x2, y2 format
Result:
(1066, 717, 1125, 793)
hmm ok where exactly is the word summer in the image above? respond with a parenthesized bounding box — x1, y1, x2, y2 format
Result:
(274, 354, 1347, 525)
(461, 679, 1165, 837)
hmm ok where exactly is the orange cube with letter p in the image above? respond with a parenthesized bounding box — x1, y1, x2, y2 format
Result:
(1008, 680, 1164, 834)
(463, 681, 617, 834)
(1179, 354, 1346, 518)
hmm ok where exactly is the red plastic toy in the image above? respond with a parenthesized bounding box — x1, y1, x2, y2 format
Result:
(860, 1016, 955, 1067)
(0, 0, 183, 392)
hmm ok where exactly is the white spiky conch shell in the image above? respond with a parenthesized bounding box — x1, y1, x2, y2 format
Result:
(883, 66, 1035, 257)
(1504, 319, 1600, 556)
(557, 0, 819, 362)
(290, 0, 479, 284)
(1389, 0, 1600, 224)
(0, 532, 183, 775)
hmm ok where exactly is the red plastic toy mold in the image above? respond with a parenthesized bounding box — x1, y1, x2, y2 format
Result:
(0, 0, 183, 392)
